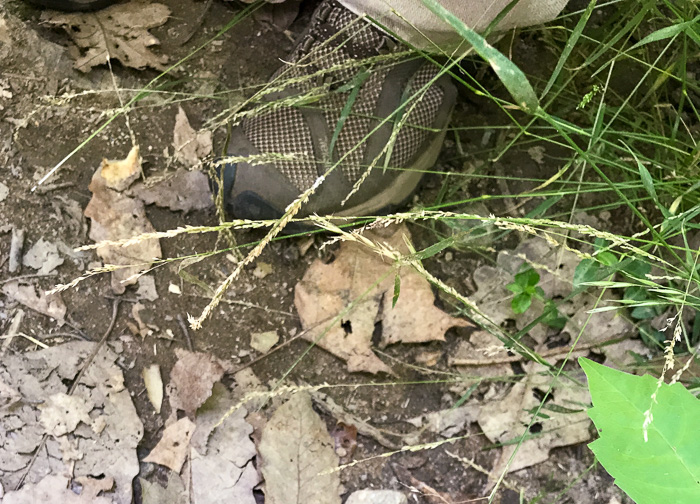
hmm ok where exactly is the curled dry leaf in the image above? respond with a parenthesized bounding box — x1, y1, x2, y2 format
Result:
(295, 224, 470, 374)
(128, 168, 212, 214)
(142, 364, 163, 414)
(171, 106, 213, 168)
(331, 422, 357, 463)
(167, 348, 230, 417)
(259, 391, 341, 504)
(84, 146, 162, 294)
(41, 3, 170, 72)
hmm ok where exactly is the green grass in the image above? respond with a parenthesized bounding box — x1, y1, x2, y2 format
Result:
(44, 0, 700, 501)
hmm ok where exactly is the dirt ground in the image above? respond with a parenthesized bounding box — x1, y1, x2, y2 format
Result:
(0, 1, 639, 503)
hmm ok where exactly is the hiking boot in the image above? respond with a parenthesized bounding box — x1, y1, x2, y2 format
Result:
(213, 0, 457, 225)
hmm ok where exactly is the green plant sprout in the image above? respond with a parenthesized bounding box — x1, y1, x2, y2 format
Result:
(507, 264, 567, 329)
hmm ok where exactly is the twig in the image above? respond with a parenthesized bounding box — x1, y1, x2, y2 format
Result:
(449, 338, 625, 367)
(177, 314, 194, 351)
(14, 299, 121, 490)
(0, 273, 57, 286)
(8, 227, 25, 273)
(34, 182, 74, 194)
(191, 294, 298, 318)
(445, 450, 521, 494)
(0, 309, 25, 355)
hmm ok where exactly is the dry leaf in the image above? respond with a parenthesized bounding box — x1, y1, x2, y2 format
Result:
(140, 472, 186, 504)
(190, 385, 259, 504)
(250, 331, 279, 354)
(295, 224, 469, 374)
(167, 348, 229, 417)
(41, 3, 170, 73)
(259, 391, 340, 504)
(39, 393, 93, 437)
(22, 238, 64, 275)
(477, 363, 591, 475)
(171, 106, 212, 167)
(2, 281, 66, 325)
(449, 330, 514, 378)
(0, 342, 142, 504)
(99, 145, 141, 191)
(345, 490, 408, 504)
(406, 405, 479, 438)
(142, 364, 163, 414)
(84, 147, 162, 294)
(128, 168, 212, 213)
(144, 417, 195, 472)
(1, 475, 112, 504)
(471, 239, 633, 346)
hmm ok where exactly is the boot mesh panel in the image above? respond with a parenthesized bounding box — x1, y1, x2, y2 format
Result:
(323, 69, 386, 184)
(389, 64, 444, 169)
(240, 0, 445, 193)
(242, 107, 319, 191)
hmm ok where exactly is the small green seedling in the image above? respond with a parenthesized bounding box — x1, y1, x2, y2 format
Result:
(507, 264, 567, 328)
(507, 266, 543, 314)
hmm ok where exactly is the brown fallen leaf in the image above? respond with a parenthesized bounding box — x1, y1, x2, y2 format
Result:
(128, 168, 212, 213)
(41, 2, 170, 73)
(167, 348, 230, 418)
(295, 224, 470, 374)
(140, 472, 186, 504)
(171, 106, 212, 168)
(190, 385, 259, 504)
(471, 239, 633, 346)
(144, 417, 195, 472)
(39, 393, 93, 437)
(84, 146, 162, 294)
(331, 422, 357, 463)
(477, 362, 591, 477)
(2, 281, 66, 326)
(1, 475, 112, 504)
(0, 341, 142, 504)
(259, 391, 341, 504)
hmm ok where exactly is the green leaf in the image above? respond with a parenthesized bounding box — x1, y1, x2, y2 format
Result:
(392, 273, 401, 308)
(580, 358, 700, 504)
(515, 267, 540, 288)
(421, 0, 539, 113)
(630, 305, 658, 320)
(597, 251, 618, 266)
(506, 283, 524, 294)
(629, 15, 700, 50)
(542, 301, 567, 329)
(511, 293, 532, 314)
(624, 286, 649, 302)
(619, 258, 652, 279)
(573, 259, 600, 289)
(639, 322, 666, 348)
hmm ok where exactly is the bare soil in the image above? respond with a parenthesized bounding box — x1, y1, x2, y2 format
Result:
(0, 1, 636, 503)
